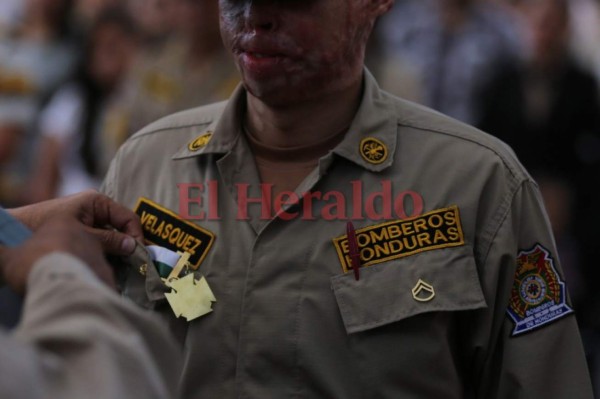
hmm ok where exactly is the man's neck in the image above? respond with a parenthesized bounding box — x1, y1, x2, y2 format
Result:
(245, 77, 363, 148)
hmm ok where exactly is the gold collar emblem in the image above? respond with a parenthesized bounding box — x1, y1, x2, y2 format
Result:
(360, 137, 388, 164)
(188, 132, 213, 151)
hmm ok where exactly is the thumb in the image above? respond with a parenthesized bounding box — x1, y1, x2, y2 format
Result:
(91, 228, 138, 256)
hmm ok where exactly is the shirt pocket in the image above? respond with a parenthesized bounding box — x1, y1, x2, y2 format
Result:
(330, 246, 487, 334)
(120, 242, 170, 309)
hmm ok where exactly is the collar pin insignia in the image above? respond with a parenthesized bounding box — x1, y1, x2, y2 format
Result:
(359, 137, 388, 164)
(188, 132, 213, 151)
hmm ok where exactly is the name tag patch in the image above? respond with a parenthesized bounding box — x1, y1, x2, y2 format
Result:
(332, 206, 465, 273)
(507, 244, 573, 336)
(134, 198, 215, 270)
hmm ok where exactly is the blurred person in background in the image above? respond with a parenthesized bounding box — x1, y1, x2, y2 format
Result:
(0, 0, 76, 206)
(477, 0, 600, 272)
(107, 0, 239, 137)
(568, 0, 600, 84)
(26, 7, 137, 202)
(478, 1, 600, 391)
(71, 0, 119, 31)
(478, 0, 600, 180)
(127, 0, 180, 50)
(365, 23, 424, 103)
(0, 0, 24, 36)
(378, 0, 521, 125)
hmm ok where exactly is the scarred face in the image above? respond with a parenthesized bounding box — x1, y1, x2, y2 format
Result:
(219, 0, 386, 106)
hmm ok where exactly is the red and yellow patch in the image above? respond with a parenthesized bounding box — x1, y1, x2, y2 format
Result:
(506, 244, 572, 336)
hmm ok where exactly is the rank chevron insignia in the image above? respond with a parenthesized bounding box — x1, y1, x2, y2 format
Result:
(412, 279, 435, 302)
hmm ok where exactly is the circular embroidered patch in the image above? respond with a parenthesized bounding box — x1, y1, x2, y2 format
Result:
(359, 137, 388, 164)
(519, 274, 547, 306)
(188, 132, 213, 151)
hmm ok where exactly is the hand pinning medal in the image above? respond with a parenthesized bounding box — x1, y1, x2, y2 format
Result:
(147, 246, 216, 322)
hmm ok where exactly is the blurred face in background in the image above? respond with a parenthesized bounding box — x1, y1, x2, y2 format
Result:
(174, 0, 221, 43)
(26, 0, 64, 15)
(25, 0, 70, 28)
(219, 0, 388, 107)
(128, 0, 179, 41)
(88, 21, 136, 90)
(74, 0, 119, 29)
(520, 0, 569, 66)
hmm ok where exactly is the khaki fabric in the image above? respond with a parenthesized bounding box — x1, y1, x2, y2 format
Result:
(102, 70, 593, 398)
(0, 252, 181, 399)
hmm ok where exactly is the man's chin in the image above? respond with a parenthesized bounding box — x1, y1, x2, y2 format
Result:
(243, 80, 315, 108)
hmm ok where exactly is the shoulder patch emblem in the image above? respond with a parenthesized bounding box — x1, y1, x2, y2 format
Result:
(188, 132, 213, 151)
(359, 137, 388, 164)
(332, 206, 465, 273)
(134, 198, 215, 270)
(507, 244, 573, 336)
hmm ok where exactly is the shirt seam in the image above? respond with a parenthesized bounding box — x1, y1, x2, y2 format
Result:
(474, 180, 528, 386)
(128, 121, 215, 142)
(396, 120, 523, 181)
(479, 179, 527, 267)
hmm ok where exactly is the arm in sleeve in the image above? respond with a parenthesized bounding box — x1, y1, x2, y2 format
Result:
(477, 180, 593, 398)
(5, 252, 181, 399)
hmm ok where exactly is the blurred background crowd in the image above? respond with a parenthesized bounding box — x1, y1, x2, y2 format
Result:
(0, 0, 599, 394)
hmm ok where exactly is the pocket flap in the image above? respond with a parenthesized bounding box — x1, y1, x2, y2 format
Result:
(331, 246, 487, 334)
(121, 243, 170, 308)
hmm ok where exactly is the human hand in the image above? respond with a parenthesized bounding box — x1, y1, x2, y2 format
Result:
(0, 217, 115, 293)
(8, 191, 143, 256)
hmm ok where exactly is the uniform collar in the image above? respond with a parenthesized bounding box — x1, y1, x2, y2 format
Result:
(172, 84, 246, 160)
(172, 68, 398, 173)
(330, 69, 397, 172)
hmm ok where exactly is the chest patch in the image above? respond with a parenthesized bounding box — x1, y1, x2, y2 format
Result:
(507, 244, 573, 336)
(332, 206, 465, 273)
(134, 197, 215, 270)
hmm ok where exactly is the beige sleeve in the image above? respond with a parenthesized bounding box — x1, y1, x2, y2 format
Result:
(0, 252, 181, 399)
(477, 180, 593, 398)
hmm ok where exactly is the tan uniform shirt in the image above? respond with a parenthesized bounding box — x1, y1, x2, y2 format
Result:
(102, 71, 593, 398)
(0, 252, 181, 399)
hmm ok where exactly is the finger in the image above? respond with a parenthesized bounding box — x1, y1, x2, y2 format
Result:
(89, 227, 138, 256)
(90, 194, 144, 243)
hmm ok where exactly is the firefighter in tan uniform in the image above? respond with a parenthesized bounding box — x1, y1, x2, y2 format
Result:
(101, 0, 594, 397)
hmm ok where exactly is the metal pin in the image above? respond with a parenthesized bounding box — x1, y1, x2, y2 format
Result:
(412, 279, 435, 302)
